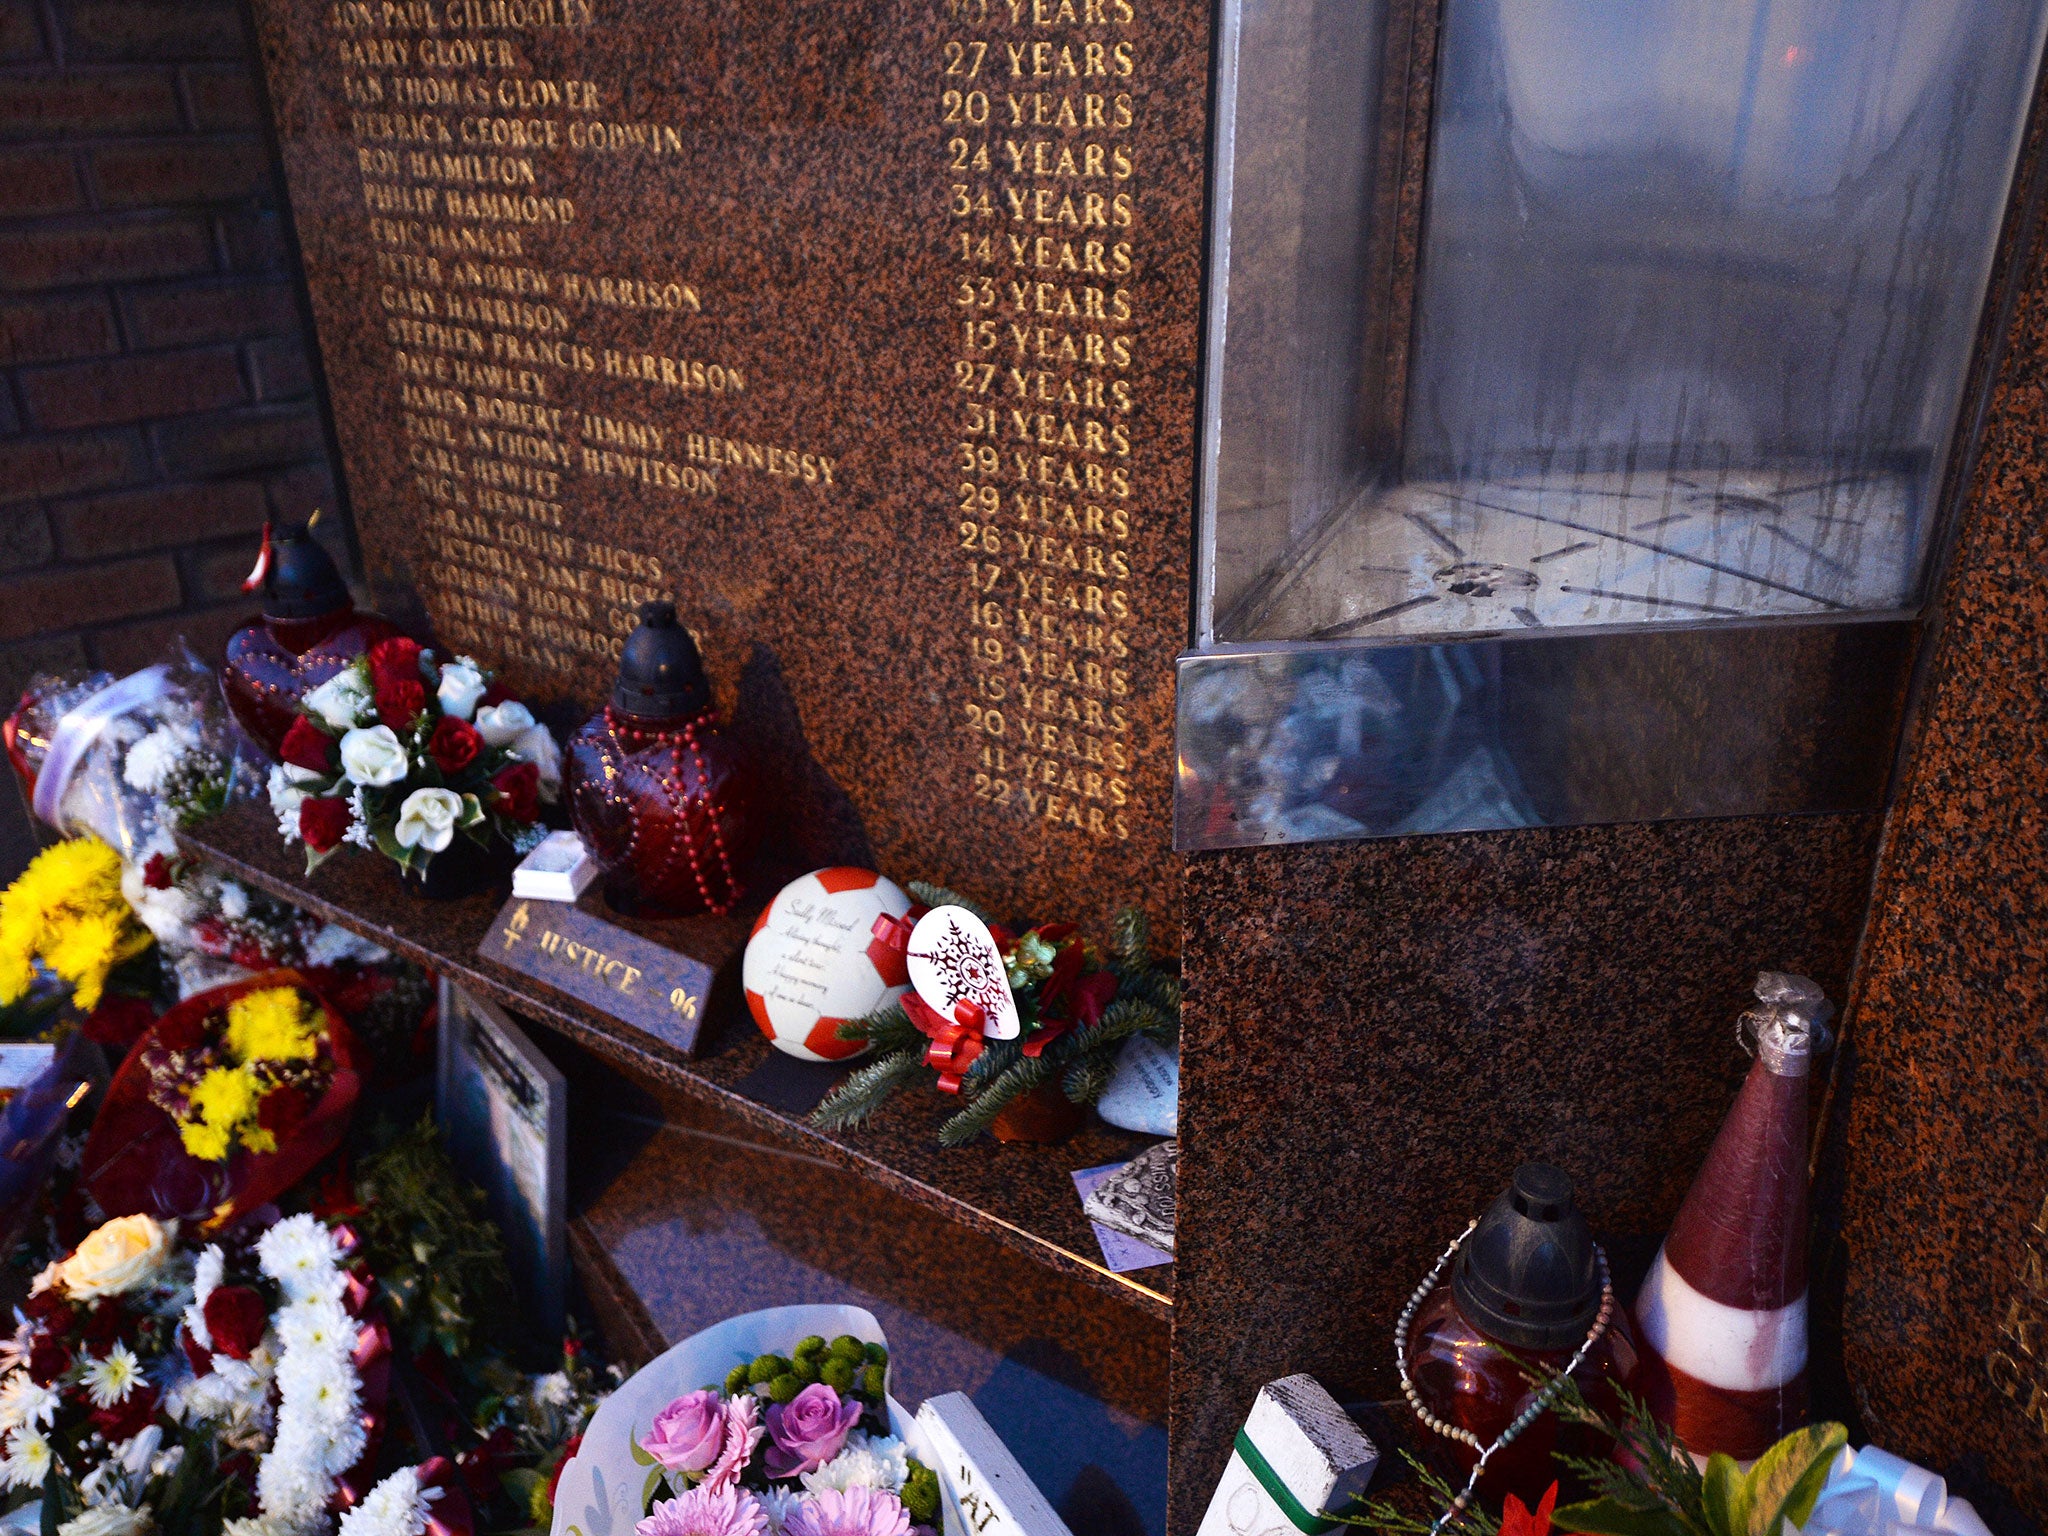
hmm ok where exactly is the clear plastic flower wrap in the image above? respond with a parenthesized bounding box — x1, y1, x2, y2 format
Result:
(3, 648, 255, 861)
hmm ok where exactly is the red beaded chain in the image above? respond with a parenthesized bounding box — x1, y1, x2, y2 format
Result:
(604, 705, 742, 916)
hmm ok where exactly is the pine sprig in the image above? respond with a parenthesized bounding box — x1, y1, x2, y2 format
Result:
(836, 1000, 921, 1054)
(937, 1054, 1056, 1146)
(1111, 906, 1150, 971)
(1062, 1053, 1116, 1104)
(812, 1046, 928, 1130)
(908, 881, 995, 925)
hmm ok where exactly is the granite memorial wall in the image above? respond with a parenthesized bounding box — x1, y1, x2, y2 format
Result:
(235, 0, 2048, 1528)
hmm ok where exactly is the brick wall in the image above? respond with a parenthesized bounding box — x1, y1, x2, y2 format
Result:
(0, 0, 349, 873)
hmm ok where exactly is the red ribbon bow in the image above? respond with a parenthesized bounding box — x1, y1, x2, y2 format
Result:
(416, 1456, 478, 1536)
(902, 993, 987, 1093)
(866, 906, 928, 989)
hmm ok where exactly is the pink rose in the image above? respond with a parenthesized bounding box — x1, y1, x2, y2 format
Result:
(702, 1393, 764, 1494)
(764, 1384, 863, 1479)
(643, 1390, 728, 1474)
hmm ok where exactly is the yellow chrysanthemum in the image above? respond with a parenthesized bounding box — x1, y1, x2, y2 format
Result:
(188, 1065, 262, 1135)
(237, 1125, 278, 1156)
(0, 837, 149, 1009)
(224, 987, 318, 1065)
(179, 1119, 233, 1162)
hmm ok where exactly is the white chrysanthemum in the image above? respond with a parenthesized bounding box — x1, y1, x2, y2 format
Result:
(255, 1214, 342, 1300)
(801, 1444, 894, 1495)
(256, 1419, 332, 1523)
(759, 1486, 808, 1534)
(0, 1372, 57, 1432)
(83, 1343, 142, 1408)
(2, 1424, 53, 1490)
(338, 1464, 442, 1536)
(0, 1319, 32, 1378)
(852, 1432, 910, 1490)
(216, 881, 250, 920)
(123, 726, 188, 795)
(223, 1520, 298, 1536)
(192, 1245, 225, 1308)
(532, 1370, 575, 1406)
(276, 1294, 352, 1358)
(56, 1506, 154, 1536)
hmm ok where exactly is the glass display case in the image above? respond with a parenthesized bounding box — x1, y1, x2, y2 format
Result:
(1179, 0, 2048, 847)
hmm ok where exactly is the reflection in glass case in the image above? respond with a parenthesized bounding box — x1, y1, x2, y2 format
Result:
(1200, 0, 2048, 644)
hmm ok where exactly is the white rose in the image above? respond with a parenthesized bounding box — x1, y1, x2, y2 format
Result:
(301, 668, 373, 733)
(58, 1506, 154, 1536)
(474, 700, 535, 747)
(394, 787, 462, 853)
(57, 1216, 176, 1300)
(266, 764, 315, 841)
(339, 725, 408, 787)
(510, 724, 562, 800)
(435, 658, 488, 720)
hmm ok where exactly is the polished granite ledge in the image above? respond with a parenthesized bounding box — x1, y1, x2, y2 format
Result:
(182, 799, 1173, 1319)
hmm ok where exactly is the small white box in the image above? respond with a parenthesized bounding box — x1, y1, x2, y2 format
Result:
(512, 830, 597, 902)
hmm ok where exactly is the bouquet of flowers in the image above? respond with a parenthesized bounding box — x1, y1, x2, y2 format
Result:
(0, 1209, 401, 1536)
(266, 638, 560, 878)
(0, 837, 156, 1022)
(812, 888, 1180, 1146)
(5, 656, 248, 860)
(80, 974, 361, 1226)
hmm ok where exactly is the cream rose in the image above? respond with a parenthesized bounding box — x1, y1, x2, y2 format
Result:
(302, 668, 373, 733)
(474, 700, 535, 747)
(57, 1215, 176, 1300)
(395, 787, 463, 853)
(339, 724, 408, 787)
(509, 724, 563, 800)
(436, 658, 487, 720)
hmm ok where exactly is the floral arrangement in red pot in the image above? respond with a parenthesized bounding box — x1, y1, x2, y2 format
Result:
(264, 638, 559, 881)
(79, 971, 361, 1227)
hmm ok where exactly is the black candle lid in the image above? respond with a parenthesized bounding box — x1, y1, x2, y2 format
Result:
(611, 601, 711, 718)
(261, 522, 351, 620)
(1450, 1163, 1602, 1351)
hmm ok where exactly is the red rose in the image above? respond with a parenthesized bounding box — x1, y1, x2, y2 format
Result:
(23, 1290, 69, 1327)
(490, 760, 540, 823)
(545, 1434, 584, 1509)
(82, 996, 155, 1054)
(83, 1298, 131, 1349)
(376, 678, 428, 730)
(300, 796, 352, 854)
(257, 1084, 308, 1140)
(154, 1007, 207, 1052)
(181, 1331, 213, 1377)
(27, 1334, 70, 1385)
(280, 715, 339, 773)
(367, 636, 423, 688)
(202, 1285, 268, 1361)
(89, 1381, 158, 1441)
(428, 715, 482, 774)
(141, 852, 173, 890)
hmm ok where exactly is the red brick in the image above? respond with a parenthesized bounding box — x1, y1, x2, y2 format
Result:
(184, 66, 262, 131)
(0, 218, 214, 291)
(188, 537, 269, 601)
(50, 477, 266, 558)
(217, 210, 284, 272)
(121, 279, 295, 347)
(0, 391, 17, 435)
(265, 461, 336, 523)
(247, 335, 310, 400)
(92, 599, 246, 675)
(0, 73, 182, 140)
(20, 347, 246, 430)
(93, 139, 269, 208)
(0, 508, 52, 572)
(0, 150, 84, 218)
(0, 0, 44, 61)
(0, 554, 179, 641)
(0, 295, 119, 365)
(0, 431, 143, 503)
(154, 404, 323, 476)
(65, 2, 245, 61)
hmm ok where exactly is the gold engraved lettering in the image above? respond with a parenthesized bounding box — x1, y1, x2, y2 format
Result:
(601, 350, 742, 392)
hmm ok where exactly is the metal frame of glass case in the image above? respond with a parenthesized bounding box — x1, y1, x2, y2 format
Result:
(1178, 0, 2048, 850)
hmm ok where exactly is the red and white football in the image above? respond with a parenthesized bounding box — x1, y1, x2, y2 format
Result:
(743, 867, 913, 1062)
